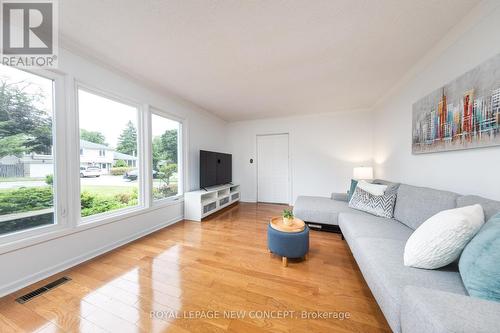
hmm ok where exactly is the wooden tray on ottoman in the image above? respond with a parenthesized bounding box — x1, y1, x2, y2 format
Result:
(270, 217, 305, 233)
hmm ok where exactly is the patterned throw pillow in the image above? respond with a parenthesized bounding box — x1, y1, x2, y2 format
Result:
(349, 186, 397, 218)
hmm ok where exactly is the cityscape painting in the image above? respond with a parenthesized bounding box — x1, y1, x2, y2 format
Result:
(412, 53, 500, 154)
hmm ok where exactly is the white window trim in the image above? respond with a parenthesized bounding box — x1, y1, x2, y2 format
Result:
(75, 82, 147, 224)
(0, 68, 69, 246)
(149, 107, 187, 207)
(0, 74, 189, 255)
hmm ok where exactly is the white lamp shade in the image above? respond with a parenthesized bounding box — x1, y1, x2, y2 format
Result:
(353, 166, 373, 180)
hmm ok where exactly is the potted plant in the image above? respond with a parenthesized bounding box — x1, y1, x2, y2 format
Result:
(282, 209, 294, 226)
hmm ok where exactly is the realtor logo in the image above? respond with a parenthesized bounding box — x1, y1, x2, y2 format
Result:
(1, 0, 58, 68)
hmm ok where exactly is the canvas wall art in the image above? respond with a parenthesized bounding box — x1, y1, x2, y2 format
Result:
(412, 53, 500, 154)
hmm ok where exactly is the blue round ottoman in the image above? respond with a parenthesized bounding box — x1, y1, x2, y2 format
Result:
(267, 224, 309, 266)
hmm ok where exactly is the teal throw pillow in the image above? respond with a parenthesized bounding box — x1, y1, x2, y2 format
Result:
(348, 179, 358, 202)
(459, 212, 500, 302)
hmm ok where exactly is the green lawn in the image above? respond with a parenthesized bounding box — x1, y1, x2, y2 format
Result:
(0, 177, 44, 182)
(0, 186, 49, 194)
(81, 185, 136, 197)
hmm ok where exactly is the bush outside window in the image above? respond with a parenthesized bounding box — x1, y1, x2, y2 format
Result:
(78, 88, 141, 218)
(0, 65, 56, 236)
(151, 112, 180, 201)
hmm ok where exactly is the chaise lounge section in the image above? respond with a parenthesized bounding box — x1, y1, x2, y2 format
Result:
(293, 181, 500, 333)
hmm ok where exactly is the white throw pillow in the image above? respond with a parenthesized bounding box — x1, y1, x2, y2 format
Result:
(404, 204, 484, 269)
(356, 180, 387, 196)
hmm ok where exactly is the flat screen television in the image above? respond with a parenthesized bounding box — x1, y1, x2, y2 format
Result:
(200, 150, 232, 188)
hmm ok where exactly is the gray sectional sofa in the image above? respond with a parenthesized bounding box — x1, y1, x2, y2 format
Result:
(293, 181, 500, 333)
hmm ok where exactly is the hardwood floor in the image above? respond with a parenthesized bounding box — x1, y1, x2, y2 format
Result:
(0, 203, 390, 333)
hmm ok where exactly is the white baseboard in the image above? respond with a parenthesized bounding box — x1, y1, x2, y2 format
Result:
(0, 216, 183, 298)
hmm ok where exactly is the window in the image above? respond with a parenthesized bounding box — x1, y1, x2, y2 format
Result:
(151, 112, 181, 201)
(78, 88, 141, 219)
(0, 65, 56, 236)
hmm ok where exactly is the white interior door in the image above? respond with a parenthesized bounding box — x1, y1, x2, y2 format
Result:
(257, 134, 290, 204)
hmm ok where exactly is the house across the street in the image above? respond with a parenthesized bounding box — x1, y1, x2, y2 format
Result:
(80, 140, 137, 172)
(0, 139, 137, 178)
(112, 151, 137, 167)
(79, 140, 114, 173)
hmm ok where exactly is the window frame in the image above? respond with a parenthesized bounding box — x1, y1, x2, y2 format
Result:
(0, 68, 69, 246)
(149, 107, 186, 207)
(75, 82, 146, 225)
(0, 75, 189, 254)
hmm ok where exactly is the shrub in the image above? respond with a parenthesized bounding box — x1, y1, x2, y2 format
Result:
(80, 191, 126, 217)
(115, 187, 139, 204)
(80, 189, 138, 217)
(110, 167, 132, 176)
(81, 197, 125, 217)
(153, 183, 178, 200)
(114, 159, 127, 168)
(80, 191, 96, 209)
(45, 174, 53, 185)
(0, 187, 139, 218)
(114, 192, 132, 204)
(0, 187, 53, 215)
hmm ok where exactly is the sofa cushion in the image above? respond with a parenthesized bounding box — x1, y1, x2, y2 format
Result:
(457, 195, 500, 221)
(331, 192, 348, 202)
(339, 213, 413, 241)
(293, 196, 363, 225)
(346, 237, 466, 333)
(401, 286, 500, 333)
(394, 184, 459, 230)
(373, 179, 400, 192)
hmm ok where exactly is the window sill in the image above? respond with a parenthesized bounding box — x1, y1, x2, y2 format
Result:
(0, 199, 184, 255)
(151, 195, 184, 209)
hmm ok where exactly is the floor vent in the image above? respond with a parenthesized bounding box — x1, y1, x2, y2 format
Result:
(15, 277, 71, 304)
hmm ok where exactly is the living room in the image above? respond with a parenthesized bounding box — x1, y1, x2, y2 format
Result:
(0, 1, 499, 332)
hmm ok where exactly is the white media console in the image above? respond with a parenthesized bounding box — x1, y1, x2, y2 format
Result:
(184, 184, 240, 221)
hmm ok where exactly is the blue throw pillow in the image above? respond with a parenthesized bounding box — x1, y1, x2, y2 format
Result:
(348, 179, 358, 202)
(459, 212, 500, 302)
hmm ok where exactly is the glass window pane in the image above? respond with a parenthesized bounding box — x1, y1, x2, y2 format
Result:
(151, 113, 180, 201)
(78, 89, 140, 218)
(0, 65, 55, 235)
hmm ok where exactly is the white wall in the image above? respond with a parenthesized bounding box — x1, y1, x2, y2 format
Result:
(373, 0, 500, 201)
(228, 110, 373, 204)
(0, 47, 227, 296)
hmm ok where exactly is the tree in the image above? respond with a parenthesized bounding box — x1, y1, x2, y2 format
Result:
(160, 129, 178, 164)
(0, 80, 53, 156)
(80, 129, 107, 145)
(0, 134, 29, 157)
(152, 129, 178, 170)
(152, 137, 163, 170)
(116, 121, 137, 155)
(160, 163, 177, 185)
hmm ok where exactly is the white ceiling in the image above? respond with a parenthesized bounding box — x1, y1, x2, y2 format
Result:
(60, 0, 480, 121)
